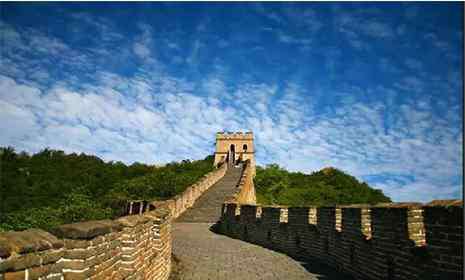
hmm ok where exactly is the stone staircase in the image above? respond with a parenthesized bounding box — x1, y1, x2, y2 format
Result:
(176, 165, 243, 223)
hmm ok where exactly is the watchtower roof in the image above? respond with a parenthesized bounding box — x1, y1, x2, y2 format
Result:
(216, 131, 253, 140)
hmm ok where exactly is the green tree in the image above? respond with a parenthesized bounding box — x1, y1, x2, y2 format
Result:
(254, 165, 391, 206)
(0, 147, 214, 231)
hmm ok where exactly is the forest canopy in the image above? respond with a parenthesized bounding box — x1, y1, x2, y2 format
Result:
(254, 164, 391, 206)
(0, 147, 214, 231)
(1, 147, 391, 232)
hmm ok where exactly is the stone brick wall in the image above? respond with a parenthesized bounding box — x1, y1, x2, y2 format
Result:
(149, 162, 228, 219)
(226, 160, 256, 205)
(0, 159, 229, 280)
(0, 208, 171, 280)
(218, 200, 463, 280)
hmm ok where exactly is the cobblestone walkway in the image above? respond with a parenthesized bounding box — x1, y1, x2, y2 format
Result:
(172, 166, 347, 280)
(172, 223, 316, 280)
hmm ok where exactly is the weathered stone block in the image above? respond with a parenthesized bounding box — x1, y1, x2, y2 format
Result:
(63, 239, 90, 249)
(0, 229, 63, 256)
(40, 249, 64, 264)
(29, 264, 50, 279)
(10, 254, 41, 271)
(3, 270, 25, 280)
(427, 200, 463, 207)
(63, 270, 90, 280)
(53, 220, 122, 240)
(117, 215, 152, 228)
(62, 259, 89, 270)
(64, 248, 94, 259)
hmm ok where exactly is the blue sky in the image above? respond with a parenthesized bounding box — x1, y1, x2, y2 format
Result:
(0, 2, 463, 202)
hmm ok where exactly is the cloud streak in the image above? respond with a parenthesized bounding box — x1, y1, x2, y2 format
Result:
(1, 68, 461, 202)
(0, 3, 462, 202)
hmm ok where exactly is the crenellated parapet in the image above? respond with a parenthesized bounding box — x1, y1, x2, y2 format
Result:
(216, 131, 254, 140)
(217, 200, 463, 280)
(0, 208, 172, 280)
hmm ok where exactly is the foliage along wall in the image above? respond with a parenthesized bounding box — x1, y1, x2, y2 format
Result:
(0, 147, 214, 231)
(0, 157, 229, 280)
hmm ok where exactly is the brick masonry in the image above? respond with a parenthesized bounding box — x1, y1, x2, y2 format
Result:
(125, 163, 228, 219)
(156, 162, 227, 219)
(217, 200, 463, 280)
(0, 208, 171, 280)
(216, 159, 463, 280)
(0, 164, 229, 280)
(225, 160, 256, 205)
(2, 154, 462, 280)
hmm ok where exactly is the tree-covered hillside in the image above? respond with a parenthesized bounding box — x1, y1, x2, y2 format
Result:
(1, 146, 389, 231)
(255, 164, 391, 206)
(0, 147, 214, 231)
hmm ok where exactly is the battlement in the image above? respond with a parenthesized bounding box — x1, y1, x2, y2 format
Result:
(216, 131, 254, 140)
(218, 200, 463, 280)
(0, 208, 172, 280)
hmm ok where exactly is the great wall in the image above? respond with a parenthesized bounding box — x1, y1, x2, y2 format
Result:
(0, 132, 463, 279)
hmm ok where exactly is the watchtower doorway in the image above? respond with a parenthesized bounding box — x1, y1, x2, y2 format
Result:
(229, 144, 235, 167)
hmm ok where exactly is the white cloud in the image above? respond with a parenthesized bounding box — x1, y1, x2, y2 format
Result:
(132, 23, 154, 60)
(133, 42, 151, 59)
(394, 76, 425, 93)
(71, 12, 123, 42)
(282, 7, 323, 33)
(276, 30, 312, 45)
(0, 13, 462, 204)
(1, 69, 462, 202)
(333, 9, 395, 51)
(0, 100, 39, 146)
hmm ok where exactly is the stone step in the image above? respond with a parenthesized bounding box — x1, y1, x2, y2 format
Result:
(176, 166, 243, 223)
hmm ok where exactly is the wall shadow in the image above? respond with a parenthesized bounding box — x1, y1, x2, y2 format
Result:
(295, 258, 356, 280)
(209, 222, 356, 280)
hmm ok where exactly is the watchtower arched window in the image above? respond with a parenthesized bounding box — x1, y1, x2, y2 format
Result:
(243, 144, 248, 151)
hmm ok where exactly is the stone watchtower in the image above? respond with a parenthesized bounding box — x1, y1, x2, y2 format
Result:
(213, 131, 255, 174)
